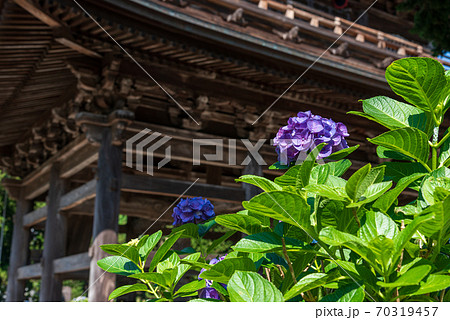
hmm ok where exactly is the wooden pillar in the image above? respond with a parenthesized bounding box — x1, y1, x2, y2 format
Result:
(88, 128, 122, 302)
(242, 154, 263, 201)
(6, 192, 32, 301)
(40, 163, 67, 301)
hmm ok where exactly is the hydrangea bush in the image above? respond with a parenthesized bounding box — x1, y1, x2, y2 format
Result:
(98, 57, 450, 302)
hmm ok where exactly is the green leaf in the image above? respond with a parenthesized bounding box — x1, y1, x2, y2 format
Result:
(384, 162, 429, 190)
(390, 213, 436, 273)
(377, 146, 413, 161)
(359, 96, 428, 132)
(108, 283, 149, 300)
(385, 57, 446, 113)
(148, 231, 184, 272)
(236, 175, 282, 192)
(97, 256, 140, 276)
(199, 257, 256, 283)
(128, 272, 170, 289)
(327, 145, 359, 161)
(319, 227, 379, 272)
(198, 219, 216, 237)
(284, 271, 341, 301)
(304, 184, 349, 201)
(373, 173, 426, 212)
(215, 214, 270, 235)
(156, 252, 180, 273)
(325, 159, 352, 177)
(421, 176, 450, 206)
(139, 230, 162, 263)
(243, 191, 311, 232)
(345, 164, 371, 201)
(377, 265, 432, 288)
(232, 232, 312, 254)
(368, 127, 430, 169)
(172, 223, 199, 239)
(417, 196, 450, 240)
(346, 181, 392, 208)
(298, 143, 326, 187)
(175, 280, 206, 295)
(269, 161, 290, 170)
(401, 274, 450, 296)
(358, 211, 399, 243)
(368, 236, 394, 273)
(99, 244, 141, 267)
(228, 271, 284, 302)
(320, 283, 365, 302)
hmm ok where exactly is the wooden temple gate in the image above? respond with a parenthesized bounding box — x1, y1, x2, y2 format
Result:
(1, 0, 447, 301)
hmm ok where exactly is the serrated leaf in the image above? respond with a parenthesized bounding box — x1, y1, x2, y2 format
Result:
(284, 271, 341, 301)
(97, 256, 140, 276)
(358, 211, 398, 243)
(368, 127, 430, 168)
(327, 145, 359, 161)
(99, 244, 141, 267)
(228, 271, 284, 302)
(128, 272, 170, 289)
(215, 214, 270, 235)
(232, 232, 312, 254)
(400, 274, 450, 296)
(373, 173, 426, 212)
(385, 57, 446, 113)
(172, 223, 199, 239)
(377, 265, 432, 288)
(108, 283, 149, 300)
(243, 191, 311, 232)
(320, 283, 365, 302)
(148, 231, 184, 272)
(199, 257, 256, 283)
(175, 280, 206, 295)
(236, 175, 282, 192)
(139, 230, 162, 263)
(347, 181, 392, 208)
(360, 96, 428, 132)
(345, 164, 371, 201)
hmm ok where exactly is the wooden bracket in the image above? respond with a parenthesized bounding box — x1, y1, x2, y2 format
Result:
(273, 26, 302, 43)
(76, 110, 134, 146)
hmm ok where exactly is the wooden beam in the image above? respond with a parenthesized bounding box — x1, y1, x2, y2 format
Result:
(88, 128, 122, 302)
(20, 136, 98, 200)
(40, 164, 67, 301)
(17, 252, 91, 281)
(121, 173, 244, 204)
(6, 194, 32, 301)
(13, 0, 60, 27)
(22, 179, 97, 227)
(13, 0, 101, 58)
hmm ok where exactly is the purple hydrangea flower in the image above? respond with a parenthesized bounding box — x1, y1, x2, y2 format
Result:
(172, 197, 215, 227)
(273, 111, 349, 164)
(198, 255, 227, 300)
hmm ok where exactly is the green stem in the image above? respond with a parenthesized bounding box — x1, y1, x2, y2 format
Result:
(431, 126, 439, 170)
(436, 129, 450, 149)
(339, 247, 346, 260)
(282, 237, 297, 285)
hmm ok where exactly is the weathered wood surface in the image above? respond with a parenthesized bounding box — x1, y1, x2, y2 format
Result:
(5, 195, 32, 301)
(40, 164, 67, 301)
(22, 179, 96, 227)
(17, 252, 91, 280)
(121, 173, 245, 204)
(88, 128, 122, 302)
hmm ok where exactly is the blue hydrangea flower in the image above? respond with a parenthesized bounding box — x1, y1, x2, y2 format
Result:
(198, 255, 227, 300)
(273, 111, 349, 164)
(172, 197, 215, 226)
